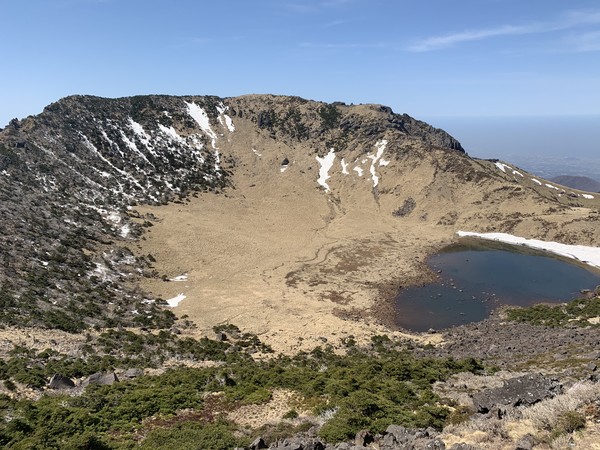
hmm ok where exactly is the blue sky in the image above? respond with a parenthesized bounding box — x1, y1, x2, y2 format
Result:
(1, 0, 599, 162)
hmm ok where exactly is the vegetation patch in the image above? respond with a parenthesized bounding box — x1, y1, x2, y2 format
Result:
(505, 297, 600, 328)
(0, 333, 486, 449)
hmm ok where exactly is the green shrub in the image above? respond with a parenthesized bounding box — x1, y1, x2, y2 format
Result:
(283, 409, 299, 419)
(139, 421, 247, 450)
(506, 297, 600, 328)
(552, 410, 586, 437)
(0, 331, 486, 448)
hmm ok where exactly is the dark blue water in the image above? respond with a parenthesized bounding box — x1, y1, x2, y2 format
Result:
(394, 240, 600, 332)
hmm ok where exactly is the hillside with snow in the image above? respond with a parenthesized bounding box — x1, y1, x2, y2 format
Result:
(0, 93, 599, 338)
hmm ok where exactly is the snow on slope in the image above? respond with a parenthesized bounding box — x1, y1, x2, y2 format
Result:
(185, 102, 218, 148)
(457, 231, 600, 269)
(313, 140, 390, 192)
(316, 148, 336, 191)
(494, 161, 596, 200)
(368, 139, 387, 187)
(166, 293, 186, 307)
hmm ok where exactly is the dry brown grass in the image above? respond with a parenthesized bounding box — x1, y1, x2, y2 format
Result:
(442, 379, 600, 450)
(520, 381, 600, 431)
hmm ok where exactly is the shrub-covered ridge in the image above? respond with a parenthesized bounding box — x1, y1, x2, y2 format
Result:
(0, 331, 485, 449)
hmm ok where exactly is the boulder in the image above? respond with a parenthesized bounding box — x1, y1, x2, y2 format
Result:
(472, 374, 561, 414)
(354, 430, 373, 447)
(269, 438, 324, 450)
(249, 437, 267, 450)
(448, 444, 477, 450)
(121, 368, 144, 379)
(425, 439, 446, 450)
(514, 433, 535, 450)
(382, 425, 414, 447)
(48, 374, 75, 390)
(84, 371, 119, 386)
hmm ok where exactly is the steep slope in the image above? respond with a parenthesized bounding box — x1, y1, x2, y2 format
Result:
(0, 94, 599, 348)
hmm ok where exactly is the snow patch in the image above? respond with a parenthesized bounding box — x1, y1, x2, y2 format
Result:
(214, 150, 221, 172)
(216, 103, 235, 132)
(99, 128, 123, 158)
(341, 158, 349, 175)
(252, 148, 262, 157)
(166, 293, 186, 307)
(129, 118, 150, 142)
(457, 231, 600, 269)
(170, 274, 188, 282)
(79, 133, 145, 191)
(512, 170, 523, 177)
(367, 139, 387, 187)
(120, 224, 130, 238)
(353, 167, 364, 177)
(582, 194, 595, 199)
(545, 183, 560, 190)
(379, 159, 390, 167)
(93, 263, 112, 282)
(223, 114, 235, 132)
(495, 162, 510, 173)
(531, 178, 542, 186)
(107, 212, 121, 223)
(185, 101, 218, 148)
(120, 129, 154, 167)
(158, 124, 185, 144)
(316, 148, 336, 192)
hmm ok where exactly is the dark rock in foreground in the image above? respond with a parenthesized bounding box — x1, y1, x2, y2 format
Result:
(47, 374, 75, 390)
(472, 374, 561, 414)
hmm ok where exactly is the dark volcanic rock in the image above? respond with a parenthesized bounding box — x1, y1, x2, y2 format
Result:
(269, 437, 324, 449)
(448, 444, 477, 450)
(472, 374, 561, 414)
(250, 437, 268, 449)
(354, 429, 374, 447)
(48, 374, 75, 390)
(121, 368, 144, 379)
(83, 371, 119, 386)
(514, 433, 535, 450)
(424, 313, 600, 369)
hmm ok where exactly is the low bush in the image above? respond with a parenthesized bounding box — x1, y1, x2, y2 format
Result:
(0, 334, 486, 448)
(506, 297, 600, 328)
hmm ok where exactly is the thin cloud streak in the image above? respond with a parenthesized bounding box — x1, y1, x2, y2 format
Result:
(299, 41, 388, 49)
(408, 9, 600, 52)
(564, 30, 600, 52)
(283, 0, 357, 14)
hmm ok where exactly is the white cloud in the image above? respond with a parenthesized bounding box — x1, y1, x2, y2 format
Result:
(408, 9, 600, 52)
(564, 30, 600, 52)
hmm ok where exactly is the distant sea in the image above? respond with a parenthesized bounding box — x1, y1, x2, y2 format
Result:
(424, 115, 600, 181)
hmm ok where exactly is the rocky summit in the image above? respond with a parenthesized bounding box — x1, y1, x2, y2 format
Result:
(1, 94, 600, 449)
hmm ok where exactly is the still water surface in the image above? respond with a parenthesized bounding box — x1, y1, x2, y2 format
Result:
(394, 239, 600, 332)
